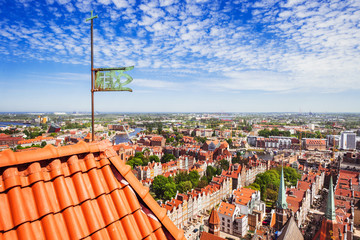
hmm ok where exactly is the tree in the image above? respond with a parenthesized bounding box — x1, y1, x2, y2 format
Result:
(225, 138, 233, 148)
(147, 125, 153, 133)
(163, 182, 177, 201)
(166, 137, 175, 143)
(135, 152, 144, 159)
(149, 155, 160, 162)
(152, 175, 169, 199)
(206, 166, 218, 182)
(157, 123, 163, 134)
(219, 159, 229, 171)
(266, 188, 278, 201)
(175, 171, 188, 184)
(246, 183, 260, 191)
(177, 181, 193, 193)
(41, 141, 47, 147)
(189, 170, 200, 187)
(126, 157, 143, 169)
(198, 176, 208, 188)
(161, 153, 176, 163)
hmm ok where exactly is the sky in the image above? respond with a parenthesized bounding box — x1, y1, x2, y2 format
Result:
(1, 0, 360, 113)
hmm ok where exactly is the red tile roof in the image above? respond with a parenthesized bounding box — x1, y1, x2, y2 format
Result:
(218, 202, 236, 217)
(199, 232, 226, 240)
(208, 209, 220, 225)
(18, 136, 54, 145)
(0, 140, 185, 240)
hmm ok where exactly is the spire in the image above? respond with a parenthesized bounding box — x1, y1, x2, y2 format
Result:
(276, 167, 288, 209)
(325, 176, 336, 220)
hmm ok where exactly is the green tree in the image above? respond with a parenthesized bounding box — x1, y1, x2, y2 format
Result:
(149, 155, 160, 162)
(161, 153, 176, 163)
(163, 182, 177, 201)
(157, 123, 163, 134)
(135, 152, 144, 159)
(206, 166, 218, 182)
(175, 171, 188, 184)
(225, 138, 233, 148)
(152, 175, 169, 199)
(246, 183, 260, 191)
(266, 188, 278, 201)
(189, 170, 200, 187)
(41, 141, 47, 147)
(126, 157, 143, 169)
(198, 176, 208, 188)
(177, 181, 193, 193)
(271, 128, 280, 136)
(219, 159, 229, 171)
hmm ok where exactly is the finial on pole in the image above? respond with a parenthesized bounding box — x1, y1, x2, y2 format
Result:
(86, 10, 98, 22)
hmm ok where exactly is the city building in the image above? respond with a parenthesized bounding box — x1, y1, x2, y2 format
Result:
(208, 209, 221, 236)
(275, 168, 289, 231)
(339, 131, 356, 150)
(218, 202, 248, 237)
(302, 138, 327, 151)
(0, 133, 23, 147)
(313, 177, 348, 240)
(277, 216, 304, 240)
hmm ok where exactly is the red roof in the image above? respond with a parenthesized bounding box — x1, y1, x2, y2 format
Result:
(208, 209, 220, 225)
(199, 232, 226, 240)
(0, 140, 185, 240)
(218, 202, 236, 217)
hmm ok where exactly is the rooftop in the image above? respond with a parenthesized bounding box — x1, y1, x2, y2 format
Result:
(0, 140, 185, 240)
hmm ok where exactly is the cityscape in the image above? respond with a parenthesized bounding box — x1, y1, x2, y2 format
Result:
(1, 0, 360, 240)
(0, 112, 360, 239)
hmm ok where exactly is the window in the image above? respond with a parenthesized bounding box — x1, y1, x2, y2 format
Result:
(227, 219, 230, 222)
(227, 224, 230, 227)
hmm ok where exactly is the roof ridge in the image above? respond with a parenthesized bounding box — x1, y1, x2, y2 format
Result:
(107, 148, 186, 240)
(0, 140, 112, 168)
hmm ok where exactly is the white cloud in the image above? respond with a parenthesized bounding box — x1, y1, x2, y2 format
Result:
(112, 0, 128, 8)
(56, 0, 71, 5)
(2, 0, 360, 95)
(98, 0, 111, 4)
(132, 78, 181, 90)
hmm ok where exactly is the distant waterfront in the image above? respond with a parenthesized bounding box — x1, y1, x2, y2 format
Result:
(0, 122, 30, 127)
(243, 151, 273, 161)
(115, 127, 143, 144)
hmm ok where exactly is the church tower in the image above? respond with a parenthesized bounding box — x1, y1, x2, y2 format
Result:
(208, 209, 220, 236)
(313, 177, 343, 240)
(275, 167, 288, 231)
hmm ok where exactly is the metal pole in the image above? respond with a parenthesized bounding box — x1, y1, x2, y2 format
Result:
(86, 11, 98, 142)
(91, 19, 94, 142)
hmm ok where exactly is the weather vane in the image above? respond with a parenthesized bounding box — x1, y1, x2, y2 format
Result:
(86, 10, 134, 142)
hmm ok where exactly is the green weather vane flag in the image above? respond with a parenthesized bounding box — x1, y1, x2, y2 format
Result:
(94, 66, 134, 92)
(86, 11, 134, 92)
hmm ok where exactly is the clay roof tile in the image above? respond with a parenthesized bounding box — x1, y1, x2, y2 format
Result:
(0, 140, 185, 240)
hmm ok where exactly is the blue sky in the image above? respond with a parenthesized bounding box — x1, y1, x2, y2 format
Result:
(1, 0, 360, 112)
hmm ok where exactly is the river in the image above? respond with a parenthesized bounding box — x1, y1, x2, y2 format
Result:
(115, 127, 143, 144)
(242, 151, 274, 161)
(0, 122, 31, 127)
